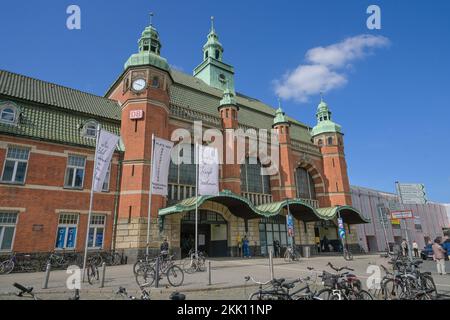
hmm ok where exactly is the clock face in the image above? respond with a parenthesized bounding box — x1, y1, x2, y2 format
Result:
(132, 78, 147, 92)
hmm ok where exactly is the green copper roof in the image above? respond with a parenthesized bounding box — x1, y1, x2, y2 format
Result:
(125, 52, 170, 72)
(0, 70, 120, 120)
(169, 70, 313, 143)
(125, 21, 170, 72)
(273, 107, 289, 127)
(159, 190, 369, 224)
(219, 88, 236, 107)
(0, 70, 121, 148)
(311, 99, 342, 136)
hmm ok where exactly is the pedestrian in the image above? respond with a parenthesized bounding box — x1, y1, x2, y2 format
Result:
(273, 240, 280, 258)
(242, 235, 250, 258)
(432, 238, 447, 275)
(412, 241, 419, 258)
(401, 239, 409, 257)
(160, 238, 169, 261)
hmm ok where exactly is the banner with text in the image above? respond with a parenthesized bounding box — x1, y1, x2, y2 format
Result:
(198, 145, 219, 196)
(151, 137, 174, 195)
(93, 130, 119, 192)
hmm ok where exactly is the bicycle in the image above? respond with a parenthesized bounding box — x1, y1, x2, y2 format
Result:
(135, 254, 184, 288)
(116, 287, 186, 300)
(182, 250, 207, 274)
(245, 276, 289, 300)
(44, 251, 67, 270)
(0, 253, 42, 274)
(316, 262, 373, 300)
(86, 257, 100, 285)
(13, 282, 80, 300)
(284, 246, 300, 263)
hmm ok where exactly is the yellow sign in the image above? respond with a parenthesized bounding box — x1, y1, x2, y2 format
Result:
(391, 219, 401, 225)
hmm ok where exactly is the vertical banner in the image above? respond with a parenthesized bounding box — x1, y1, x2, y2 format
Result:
(93, 130, 120, 192)
(287, 214, 294, 238)
(151, 137, 174, 195)
(198, 145, 219, 196)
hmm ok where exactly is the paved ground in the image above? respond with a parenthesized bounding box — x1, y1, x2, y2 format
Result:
(1, 254, 449, 300)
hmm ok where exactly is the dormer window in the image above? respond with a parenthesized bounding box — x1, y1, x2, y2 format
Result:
(82, 121, 98, 139)
(0, 103, 18, 125)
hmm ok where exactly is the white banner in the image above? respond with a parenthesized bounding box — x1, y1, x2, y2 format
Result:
(198, 145, 219, 196)
(151, 137, 174, 195)
(93, 130, 120, 192)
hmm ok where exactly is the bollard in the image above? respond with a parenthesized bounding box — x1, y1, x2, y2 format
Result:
(155, 258, 160, 289)
(208, 261, 212, 286)
(42, 263, 51, 289)
(269, 250, 274, 281)
(100, 262, 106, 288)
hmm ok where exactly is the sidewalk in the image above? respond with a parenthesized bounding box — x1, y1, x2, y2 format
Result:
(1, 254, 449, 299)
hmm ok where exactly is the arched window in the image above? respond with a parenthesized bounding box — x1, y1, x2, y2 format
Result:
(215, 50, 220, 60)
(295, 167, 316, 200)
(327, 137, 333, 145)
(82, 121, 98, 139)
(0, 108, 16, 123)
(151, 76, 160, 88)
(241, 157, 271, 194)
(317, 139, 323, 147)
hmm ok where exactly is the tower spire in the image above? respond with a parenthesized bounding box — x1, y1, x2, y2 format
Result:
(149, 12, 154, 26)
(210, 16, 215, 32)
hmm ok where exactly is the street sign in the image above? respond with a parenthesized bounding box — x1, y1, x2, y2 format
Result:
(396, 183, 427, 205)
(391, 210, 414, 220)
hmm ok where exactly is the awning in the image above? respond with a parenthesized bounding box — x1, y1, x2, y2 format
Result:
(159, 191, 370, 225)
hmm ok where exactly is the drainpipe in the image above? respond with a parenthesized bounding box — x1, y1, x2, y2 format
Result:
(112, 153, 123, 252)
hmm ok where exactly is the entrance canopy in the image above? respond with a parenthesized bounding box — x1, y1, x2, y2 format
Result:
(159, 190, 370, 225)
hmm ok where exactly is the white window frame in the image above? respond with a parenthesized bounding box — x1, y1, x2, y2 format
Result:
(1, 146, 30, 184)
(82, 120, 98, 139)
(55, 213, 79, 250)
(88, 215, 106, 250)
(0, 103, 18, 125)
(0, 212, 18, 252)
(64, 155, 86, 189)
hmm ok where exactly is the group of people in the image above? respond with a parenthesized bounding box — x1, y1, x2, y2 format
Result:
(399, 238, 448, 276)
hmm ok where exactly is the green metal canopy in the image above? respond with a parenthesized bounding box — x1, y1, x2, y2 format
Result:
(158, 190, 370, 225)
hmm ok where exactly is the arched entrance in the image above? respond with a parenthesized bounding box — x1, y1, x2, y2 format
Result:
(180, 210, 228, 258)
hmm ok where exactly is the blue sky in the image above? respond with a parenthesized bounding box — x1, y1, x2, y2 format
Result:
(0, 0, 449, 202)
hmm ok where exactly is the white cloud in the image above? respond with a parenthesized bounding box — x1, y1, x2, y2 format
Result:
(275, 34, 390, 103)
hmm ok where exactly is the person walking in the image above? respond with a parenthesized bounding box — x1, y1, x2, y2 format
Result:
(401, 239, 409, 257)
(432, 238, 447, 275)
(412, 241, 419, 258)
(242, 235, 250, 258)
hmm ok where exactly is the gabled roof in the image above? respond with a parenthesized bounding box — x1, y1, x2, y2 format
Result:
(0, 70, 121, 120)
(0, 70, 121, 148)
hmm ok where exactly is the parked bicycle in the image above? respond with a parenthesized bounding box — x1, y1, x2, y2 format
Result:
(245, 276, 289, 300)
(182, 249, 207, 274)
(0, 253, 42, 274)
(13, 282, 80, 300)
(116, 286, 186, 300)
(86, 256, 100, 285)
(135, 253, 184, 288)
(316, 262, 372, 300)
(284, 246, 300, 263)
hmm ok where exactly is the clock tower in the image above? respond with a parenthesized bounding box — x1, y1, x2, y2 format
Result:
(106, 16, 172, 260)
(193, 17, 235, 93)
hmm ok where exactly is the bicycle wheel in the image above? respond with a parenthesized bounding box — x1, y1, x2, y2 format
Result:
(87, 264, 99, 285)
(382, 279, 404, 300)
(284, 251, 291, 263)
(422, 274, 438, 300)
(343, 249, 353, 261)
(315, 288, 334, 300)
(0, 260, 14, 275)
(356, 290, 373, 300)
(182, 257, 196, 274)
(167, 265, 184, 287)
(135, 265, 156, 288)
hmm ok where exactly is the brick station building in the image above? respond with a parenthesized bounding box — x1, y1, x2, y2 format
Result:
(0, 19, 368, 260)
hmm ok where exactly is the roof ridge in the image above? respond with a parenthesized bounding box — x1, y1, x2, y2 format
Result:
(0, 69, 117, 104)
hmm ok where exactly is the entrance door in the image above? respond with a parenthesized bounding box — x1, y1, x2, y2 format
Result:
(180, 210, 228, 258)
